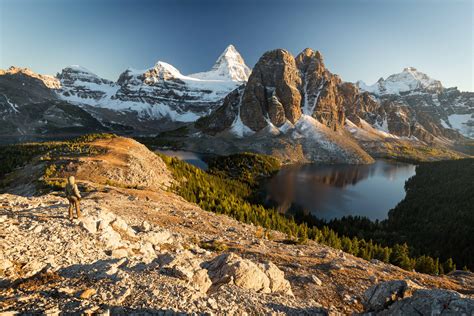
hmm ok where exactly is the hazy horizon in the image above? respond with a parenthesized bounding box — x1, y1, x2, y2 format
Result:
(1, 0, 472, 91)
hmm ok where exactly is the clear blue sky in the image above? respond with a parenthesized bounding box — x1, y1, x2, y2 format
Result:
(1, 0, 472, 91)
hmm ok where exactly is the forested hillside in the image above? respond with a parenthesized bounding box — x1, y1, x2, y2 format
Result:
(160, 152, 458, 274)
(385, 158, 474, 270)
(326, 159, 474, 271)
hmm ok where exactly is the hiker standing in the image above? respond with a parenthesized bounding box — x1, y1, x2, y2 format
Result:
(65, 176, 82, 220)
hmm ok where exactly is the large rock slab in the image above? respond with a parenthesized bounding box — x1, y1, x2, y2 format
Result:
(204, 253, 293, 295)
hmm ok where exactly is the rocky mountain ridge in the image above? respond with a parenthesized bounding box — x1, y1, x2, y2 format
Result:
(357, 67, 473, 139)
(198, 48, 472, 143)
(0, 68, 107, 142)
(193, 48, 470, 163)
(1, 46, 472, 162)
(56, 45, 250, 123)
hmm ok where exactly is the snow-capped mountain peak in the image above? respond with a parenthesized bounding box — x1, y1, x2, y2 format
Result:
(357, 67, 443, 95)
(189, 44, 251, 82)
(58, 65, 113, 86)
(56, 48, 247, 124)
(145, 61, 185, 81)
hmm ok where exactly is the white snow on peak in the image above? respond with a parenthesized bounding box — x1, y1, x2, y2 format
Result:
(151, 61, 185, 80)
(189, 45, 251, 82)
(357, 67, 443, 95)
(57, 54, 244, 123)
(64, 65, 98, 75)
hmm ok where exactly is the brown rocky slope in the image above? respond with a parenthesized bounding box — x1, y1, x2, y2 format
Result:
(1, 137, 473, 314)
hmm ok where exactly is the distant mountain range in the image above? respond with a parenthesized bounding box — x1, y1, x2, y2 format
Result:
(0, 45, 472, 162)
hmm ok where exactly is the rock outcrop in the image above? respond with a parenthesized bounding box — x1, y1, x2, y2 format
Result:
(296, 48, 345, 131)
(240, 49, 302, 131)
(362, 280, 474, 315)
(204, 253, 293, 296)
(0, 193, 305, 314)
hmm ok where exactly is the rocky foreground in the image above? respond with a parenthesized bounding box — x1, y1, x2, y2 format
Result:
(1, 136, 473, 315)
(1, 189, 473, 315)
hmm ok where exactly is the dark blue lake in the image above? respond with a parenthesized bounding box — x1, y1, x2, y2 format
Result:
(264, 160, 416, 220)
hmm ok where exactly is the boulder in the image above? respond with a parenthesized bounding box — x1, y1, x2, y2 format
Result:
(79, 216, 98, 234)
(110, 217, 137, 239)
(0, 259, 13, 271)
(365, 288, 474, 315)
(138, 242, 156, 262)
(159, 251, 212, 293)
(79, 288, 97, 299)
(144, 230, 172, 246)
(259, 261, 294, 296)
(111, 248, 129, 259)
(140, 220, 152, 232)
(363, 280, 422, 312)
(192, 269, 213, 293)
(22, 260, 46, 278)
(310, 275, 323, 286)
(99, 225, 123, 249)
(97, 210, 116, 231)
(205, 253, 292, 295)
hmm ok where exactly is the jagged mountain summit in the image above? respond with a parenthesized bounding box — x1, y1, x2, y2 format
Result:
(357, 68, 473, 138)
(189, 44, 251, 82)
(192, 48, 471, 162)
(57, 45, 251, 124)
(197, 49, 472, 143)
(0, 66, 61, 89)
(357, 67, 443, 95)
(0, 46, 472, 160)
(195, 48, 379, 163)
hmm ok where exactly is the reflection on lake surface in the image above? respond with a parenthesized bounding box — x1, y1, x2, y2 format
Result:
(155, 150, 209, 170)
(264, 160, 416, 221)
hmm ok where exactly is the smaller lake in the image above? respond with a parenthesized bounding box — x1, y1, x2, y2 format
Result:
(156, 149, 209, 170)
(264, 160, 416, 221)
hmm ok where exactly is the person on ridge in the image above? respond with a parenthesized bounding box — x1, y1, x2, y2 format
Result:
(65, 176, 82, 221)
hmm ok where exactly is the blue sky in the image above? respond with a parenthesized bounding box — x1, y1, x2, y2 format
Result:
(1, 0, 472, 91)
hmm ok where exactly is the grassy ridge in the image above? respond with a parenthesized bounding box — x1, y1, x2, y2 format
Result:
(0, 133, 116, 190)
